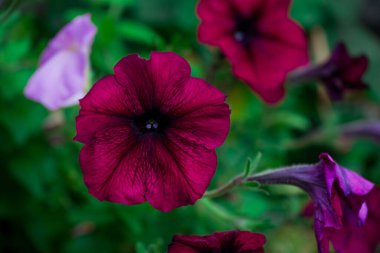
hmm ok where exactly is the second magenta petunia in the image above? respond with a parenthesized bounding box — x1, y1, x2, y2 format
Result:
(168, 230, 266, 253)
(75, 52, 230, 212)
(197, 0, 309, 103)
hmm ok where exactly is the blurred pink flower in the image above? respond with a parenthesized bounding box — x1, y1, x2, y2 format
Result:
(24, 14, 97, 110)
(197, 0, 308, 104)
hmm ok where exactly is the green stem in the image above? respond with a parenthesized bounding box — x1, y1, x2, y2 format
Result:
(203, 174, 245, 198)
(204, 164, 314, 199)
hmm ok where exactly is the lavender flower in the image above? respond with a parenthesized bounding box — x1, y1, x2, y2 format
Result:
(341, 120, 380, 144)
(24, 14, 97, 110)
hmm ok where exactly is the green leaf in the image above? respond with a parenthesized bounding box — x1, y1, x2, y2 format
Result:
(117, 21, 164, 49)
(8, 144, 56, 199)
(263, 110, 311, 131)
(0, 39, 31, 66)
(244, 152, 262, 177)
(85, 0, 136, 7)
(0, 98, 47, 144)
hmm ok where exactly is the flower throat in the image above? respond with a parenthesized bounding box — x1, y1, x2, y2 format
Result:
(132, 109, 170, 135)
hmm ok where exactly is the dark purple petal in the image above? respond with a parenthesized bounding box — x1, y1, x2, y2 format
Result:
(341, 120, 380, 144)
(290, 42, 369, 101)
(168, 231, 266, 253)
(342, 55, 369, 84)
(79, 127, 146, 205)
(303, 187, 380, 253)
(75, 75, 143, 144)
(145, 134, 218, 212)
(248, 153, 374, 253)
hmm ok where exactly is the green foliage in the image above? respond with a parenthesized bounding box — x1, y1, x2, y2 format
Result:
(0, 0, 379, 252)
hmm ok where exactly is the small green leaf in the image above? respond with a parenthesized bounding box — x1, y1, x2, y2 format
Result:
(244, 158, 252, 177)
(263, 110, 311, 131)
(243, 152, 262, 177)
(135, 242, 147, 253)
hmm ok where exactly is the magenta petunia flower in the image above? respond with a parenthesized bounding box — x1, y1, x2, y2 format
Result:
(290, 43, 368, 100)
(168, 230, 266, 253)
(303, 187, 380, 253)
(197, 0, 308, 104)
(332, 186, 380, 253)
(25, 14, 96, 110)
(249, 153, 374, 253)
(75, 52, 230, 212)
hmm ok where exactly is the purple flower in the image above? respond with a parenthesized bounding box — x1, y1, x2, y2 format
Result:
(341, 120, 380, 144)
(290, 43, 368, 100)
(249, 153, 374, 253)
(75, 52, 230, 212)
(303, 187, 380, 253)
(24, 14, 97, 110)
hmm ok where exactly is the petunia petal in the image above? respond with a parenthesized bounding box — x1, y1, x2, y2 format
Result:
(197, 0, 233, 21)
(197, 0, 237, 45)
(79, 126, 147, 205)
(260, 0, 292, 21)
(25, 50, 87, 110)
(78, 75, 143, 117)
(145, 133, 217, 212)
(168, 78, 230, 149)
(331, 43, 351, 66)
(40, 14, 96, 65)
(167, 243, 199, 253)
(230, 0, 264, 18)
(235, 231, 266, 252)
(149, 52, 192, 107)
(168, 231, 266, 253)
(113, 54, 155, 109)
(75, 75, 143, 144)
(342, 56, 369, 83)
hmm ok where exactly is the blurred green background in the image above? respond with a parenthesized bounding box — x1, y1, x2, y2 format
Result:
(1, 0, 380, 252)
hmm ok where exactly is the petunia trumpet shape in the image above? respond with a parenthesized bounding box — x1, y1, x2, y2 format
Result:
(197, 0, 308, 103)
(25, 14, 97, 110)
(303, 187, 380, 253)
(75, 52, 230, 212)
(168, 230, 266, 253)
(248, 153, 374, 253)
(289, 43, 368, 100)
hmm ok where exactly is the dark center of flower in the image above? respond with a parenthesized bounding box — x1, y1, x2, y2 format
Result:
(132, 109, 170, 135)
(234, 17, 257, 46)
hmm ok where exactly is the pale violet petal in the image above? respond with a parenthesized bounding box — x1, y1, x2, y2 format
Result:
(40, 13, 97, 65)
(25, 50, 87, 110)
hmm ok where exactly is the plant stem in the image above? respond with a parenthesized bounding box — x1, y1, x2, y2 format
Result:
(204, 164, 316, 199)
(203, 174, 246, 198)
